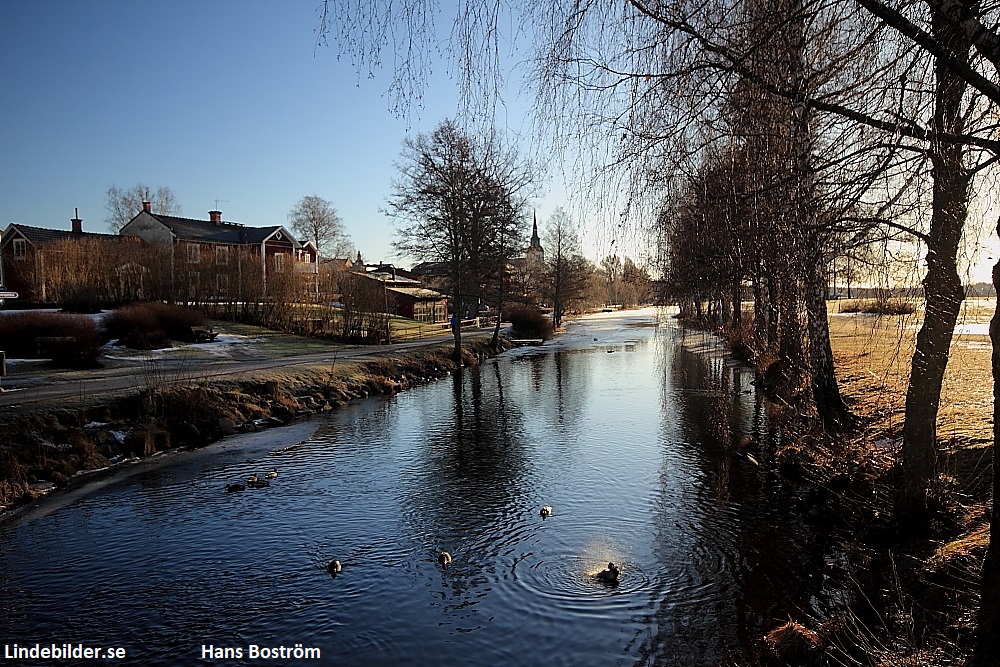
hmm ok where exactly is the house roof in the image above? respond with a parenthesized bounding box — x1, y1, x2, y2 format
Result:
(387, 286, 448, 301)
(322, 257, 354, 270)
(410, 261, 451, 276)
(2, 223, 122, 247)
(369, 272, 422, 287)
(143, 213, 299, 247)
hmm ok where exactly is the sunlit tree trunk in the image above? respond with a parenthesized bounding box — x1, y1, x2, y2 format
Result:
(975, 246, 1000, 667)
(900, 7, 971, 518)
(804, 242, 853, 430)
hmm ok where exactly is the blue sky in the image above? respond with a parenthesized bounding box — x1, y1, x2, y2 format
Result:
(0, 1, 587, 266)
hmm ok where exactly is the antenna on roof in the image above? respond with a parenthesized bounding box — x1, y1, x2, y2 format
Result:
(214, 199, 230, 209)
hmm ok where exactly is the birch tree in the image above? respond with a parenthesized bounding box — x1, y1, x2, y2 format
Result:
(104, 183, 180, 232)
(287, 194, 352, 258)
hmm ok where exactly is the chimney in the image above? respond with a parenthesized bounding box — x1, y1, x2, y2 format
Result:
(209, 210, 222, 223)
(142, 201, 152, 213)
(71, 208, 82, 234)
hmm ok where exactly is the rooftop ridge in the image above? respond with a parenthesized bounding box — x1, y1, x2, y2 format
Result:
(5, 223, 120, 238)
(152, 213, 252, 228)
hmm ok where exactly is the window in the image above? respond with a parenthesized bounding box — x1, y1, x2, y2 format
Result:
(216, 246, 229, 266)
(12, 238, 26, 258)
(188, 271, 200, 291)
(272, 253, 286, 271)
(187, 244, 201, 264)
(216, 274, 229, 294)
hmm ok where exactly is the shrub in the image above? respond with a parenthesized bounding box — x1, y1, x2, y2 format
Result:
(0, 480, 32, 507)
(839, 299, 916, 315)
(61, 295, 105, 314)
(507, 305, 555, 340)
(102, 302, 206, 349)
(0, 311, 103, 367)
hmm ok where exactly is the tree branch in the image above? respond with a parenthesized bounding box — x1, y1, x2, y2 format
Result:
(626, 0, 1000, 154)
(851, 0, 1000, 106)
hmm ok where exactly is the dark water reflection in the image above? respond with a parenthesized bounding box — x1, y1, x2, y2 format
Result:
(0, 310, 824, 666)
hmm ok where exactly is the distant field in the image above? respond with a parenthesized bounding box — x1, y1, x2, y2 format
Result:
(830, 297, 993, 493)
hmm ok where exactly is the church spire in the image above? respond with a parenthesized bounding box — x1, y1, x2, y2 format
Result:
(530, 211, 541, 249)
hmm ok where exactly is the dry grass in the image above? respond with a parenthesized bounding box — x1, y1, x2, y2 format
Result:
(826, 298, 992, 666)
(931, 521, 990, 568)
(831, 297, 993, 450)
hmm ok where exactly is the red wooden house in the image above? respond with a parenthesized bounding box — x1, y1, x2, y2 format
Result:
(119, 203, 317, 300)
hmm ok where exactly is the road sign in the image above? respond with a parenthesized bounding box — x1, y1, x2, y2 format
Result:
(0, 292, 18, 299)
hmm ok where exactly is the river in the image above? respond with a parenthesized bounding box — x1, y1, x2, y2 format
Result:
(0, 309, 828, 666)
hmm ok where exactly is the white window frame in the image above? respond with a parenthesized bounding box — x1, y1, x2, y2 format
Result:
(187, 244, 201, 264)
(12, 238, 27, 257)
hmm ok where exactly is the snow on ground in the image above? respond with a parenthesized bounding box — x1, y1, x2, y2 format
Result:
(102, 333, 262, 361)
(955, 323, 990, 336)
(2, 357, 49, 366)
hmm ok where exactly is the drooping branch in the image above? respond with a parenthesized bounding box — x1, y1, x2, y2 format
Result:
(625, 0, 1000, 154)
(851, 0, 1000, 105)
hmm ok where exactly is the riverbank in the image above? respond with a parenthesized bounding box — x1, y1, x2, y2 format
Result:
(0, 336, 501, 522)
(691, 302, 993, 665)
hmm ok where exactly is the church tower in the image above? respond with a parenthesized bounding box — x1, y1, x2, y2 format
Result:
(526, 211, 544, 268)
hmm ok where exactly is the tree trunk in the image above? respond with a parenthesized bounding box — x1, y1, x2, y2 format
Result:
(804, 247, 853, 431)
(973, 250, 1000, 667)
(776, 268, 803, 376)
(490, 277, 506, 350)
(490, 309, 503, 349)
(753, 273, 768, 356)
(452, 292, 464, 360)
(732, 275, 742, 331)
(766, 273, 779, 350)
(900, 7, 971, 518)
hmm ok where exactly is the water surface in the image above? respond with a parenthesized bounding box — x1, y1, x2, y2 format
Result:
(0, 309, 823, 665)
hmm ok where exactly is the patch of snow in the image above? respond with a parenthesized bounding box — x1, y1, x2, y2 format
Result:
(954, 323, 990, 336)
(1, 357, 48, 365)
(199, 334, 263, 356)
(102, 333, 261, 361)
(874, 437, 903, 450)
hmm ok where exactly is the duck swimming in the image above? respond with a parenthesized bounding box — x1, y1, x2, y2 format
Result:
(438, 552, 452, 567)
(327, 559, 342, 575)
(539, 506, 553, 518)
(247, 473, 259, 484)
(225, 483, 246, 492)
(594, 562, 621, 585)
(265, 469, 278, 479)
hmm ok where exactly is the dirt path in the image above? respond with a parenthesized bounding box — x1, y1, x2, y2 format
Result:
(0, 330, 487, 411)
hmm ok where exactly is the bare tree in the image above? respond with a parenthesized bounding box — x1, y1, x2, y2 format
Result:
(389, 119, 534, 358)
(338, 270, 391, 343)
(105, 183, 181, 232)
(287, 194, 352, 258)
(542, 207, 591, 328)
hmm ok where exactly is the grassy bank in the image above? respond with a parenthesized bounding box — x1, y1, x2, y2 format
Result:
(713, 298, 993, 665)
(0, 337, 500, 517)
